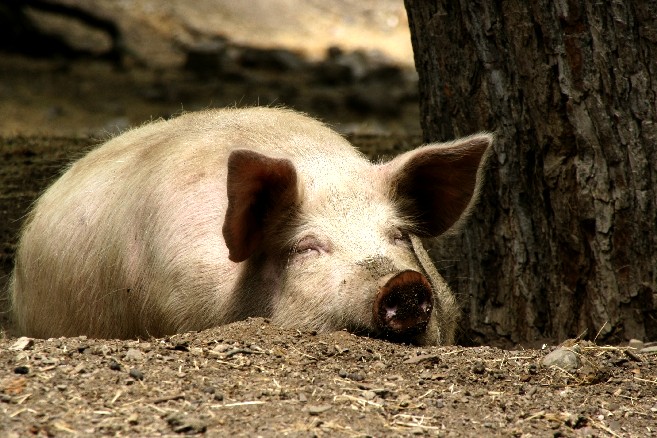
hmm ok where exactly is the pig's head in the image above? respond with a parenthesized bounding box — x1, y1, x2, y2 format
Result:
(222, 134, 492, 345)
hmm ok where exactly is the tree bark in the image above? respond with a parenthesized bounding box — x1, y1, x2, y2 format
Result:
(405, 0, 657, 345)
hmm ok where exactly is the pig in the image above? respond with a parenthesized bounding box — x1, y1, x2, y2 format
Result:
(9, 107, 491, 344)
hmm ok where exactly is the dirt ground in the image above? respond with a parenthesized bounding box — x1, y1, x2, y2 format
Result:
(0, 318, 655, 437)
(1, 7, 656, 434)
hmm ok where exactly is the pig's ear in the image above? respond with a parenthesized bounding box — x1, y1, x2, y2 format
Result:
(385, 133, 492, 237)
(223, 150, 298, 263)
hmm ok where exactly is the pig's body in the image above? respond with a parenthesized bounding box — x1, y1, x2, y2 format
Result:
(10, 107, 490, 344)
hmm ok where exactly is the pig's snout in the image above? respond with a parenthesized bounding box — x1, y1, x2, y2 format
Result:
(373, 270, 433, 336)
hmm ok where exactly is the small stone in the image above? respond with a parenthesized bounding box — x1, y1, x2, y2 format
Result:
(372, 388, 392, 398)
(129, 368, 144, 381)
(93, 344, 113, 356)
(403, 353, 440, 364)
(472, 361, 486, 374)
(542, 347, 581, 371)
(212, 344, 231, 353)
(213, 393, 224, 402)
(362, 390, 376, 400)
(419, 370, 433, 379)
(127, 413, 139, 425)
(108, 359, 122, 371)
(173, 341, 190, 352)
(338, 371, 365, 381)
(307, 404, 332, 415)
(14, 366, 29, 375)
(559, 387, 573, 397)
(124, 348, 144, 362)
(10, 337, 34, 351)
(202, 386, 215, 394)
(639, 346, 657, 354)
(628, 339, 644, 350)
(166, 414, 207, 434)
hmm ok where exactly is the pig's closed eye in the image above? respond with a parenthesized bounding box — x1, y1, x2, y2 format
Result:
(391, 228, 411, 247)
(293, 235, 328, 256)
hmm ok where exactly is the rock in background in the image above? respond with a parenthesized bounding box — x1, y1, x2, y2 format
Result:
(0, 0, 420, 136)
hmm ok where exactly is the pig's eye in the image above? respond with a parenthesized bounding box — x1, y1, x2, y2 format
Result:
(292, 235, 327, 256)
(391, 228, 411, 247)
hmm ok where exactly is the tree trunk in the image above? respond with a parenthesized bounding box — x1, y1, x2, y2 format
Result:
(404, 0, 657, 345)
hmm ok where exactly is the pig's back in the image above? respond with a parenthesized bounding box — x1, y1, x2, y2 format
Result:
(82, 107, 363, 169)
(10, 107, 365, 338)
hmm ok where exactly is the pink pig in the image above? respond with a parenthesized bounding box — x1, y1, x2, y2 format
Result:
(10, 107, 491, 344)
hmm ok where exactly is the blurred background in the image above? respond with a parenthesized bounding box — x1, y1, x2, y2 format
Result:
(0, 0, 421, 137)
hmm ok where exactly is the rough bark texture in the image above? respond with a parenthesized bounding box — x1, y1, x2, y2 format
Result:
(405, 0, 657, 345)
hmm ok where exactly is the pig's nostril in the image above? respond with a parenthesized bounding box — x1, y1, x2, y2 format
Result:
(374, 270, 433, 335)
(385, 305, 398, 320)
